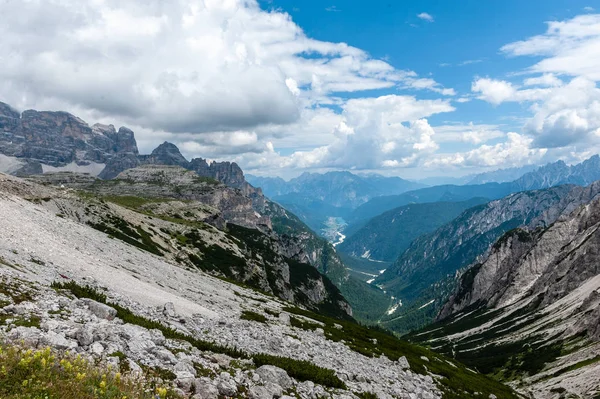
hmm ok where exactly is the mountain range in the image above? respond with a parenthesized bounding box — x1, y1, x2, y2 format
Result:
(337, 197, 489, 262)
(247, 172, 424, 209)
(2, 100, 600, 398)
(374, 183, 600, 333)
(350, 155, 600, 225)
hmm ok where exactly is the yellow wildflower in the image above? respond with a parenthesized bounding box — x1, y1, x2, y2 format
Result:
(156, 387, 168, 398)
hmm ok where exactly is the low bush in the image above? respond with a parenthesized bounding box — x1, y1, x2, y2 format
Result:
(253, 354, 346, 389)
(240, 310, 268, 324)
(0, 344, 180, 398)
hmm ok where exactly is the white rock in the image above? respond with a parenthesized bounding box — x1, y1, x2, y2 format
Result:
(83, 299, 117, 320)
(256, 365, 293, 390)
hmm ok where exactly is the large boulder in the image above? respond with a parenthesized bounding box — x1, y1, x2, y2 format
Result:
(255, 365, 293, 390)
(83, 299, 117, 320)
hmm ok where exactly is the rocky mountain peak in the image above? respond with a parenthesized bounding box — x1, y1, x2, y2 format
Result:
(0, 101, 19, 119)
(144, 141, 188, 167)
(0, 100, 141, 169)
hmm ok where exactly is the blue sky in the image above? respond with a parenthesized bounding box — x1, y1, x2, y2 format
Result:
(257, 0, 594, 139)
(2, 0, 600, 179)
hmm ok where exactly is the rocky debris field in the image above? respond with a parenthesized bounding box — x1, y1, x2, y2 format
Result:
(0, 174, 446, 399)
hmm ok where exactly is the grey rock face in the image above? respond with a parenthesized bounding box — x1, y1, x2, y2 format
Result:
(0, 102, 139, 170)
(142, 141, 189, 168)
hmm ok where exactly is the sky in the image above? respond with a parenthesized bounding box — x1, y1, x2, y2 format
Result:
(1, 0, 600, 179)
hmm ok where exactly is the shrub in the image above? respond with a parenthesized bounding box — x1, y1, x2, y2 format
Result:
(0, 344, 180, 398)
(290, 316, 319, 331)
(264, 308, 280, 317)
(253, 354, 346, 389)
(240, 310, 268, 324)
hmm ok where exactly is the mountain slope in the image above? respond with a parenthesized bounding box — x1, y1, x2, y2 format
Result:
(338, 198, 489, 262)
(22, 168, 351, 318)
(375, 183, 600, 334)
(408, 197, 600, 398)
(0, 171, 520, 399)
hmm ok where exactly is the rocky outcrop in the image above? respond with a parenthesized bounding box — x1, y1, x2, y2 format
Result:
(0, 101, 138, 170)
(140, 141, 189, 168)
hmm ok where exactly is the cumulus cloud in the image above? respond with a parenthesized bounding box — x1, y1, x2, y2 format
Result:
(472, 78, 517, 105)
(223, 95, 455, 173)
(473, 15, 600, 152)
(426, 133, 547, 168)
(0, 0, 451, 136)
(434, 123, 505, 145)
(523, 73, 563, 87)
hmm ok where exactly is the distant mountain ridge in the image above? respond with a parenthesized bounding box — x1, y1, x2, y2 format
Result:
(352, 155, 600, 224)
(417, 164, 538, 186)
(247, 171, 425, 209)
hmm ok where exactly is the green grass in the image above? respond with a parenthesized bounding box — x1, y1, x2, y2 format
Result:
(0, 278, 34, 304)
(551, 356, 600, 378)
(356, 392, 378, 399)
(290, 316, 319, 331)
(240, 310, 268, 324)
(264, 308, 280, 317)
(101, 195, 171, 209)
(87, 217, 165, 257)
(253, 354, 346, 389)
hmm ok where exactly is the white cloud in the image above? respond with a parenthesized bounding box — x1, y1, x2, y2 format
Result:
(0, 0, 448, 137)
(426, 133, 547, 168)
(523, 73, 563, 87)
(501, 14, 600, 80)
(472, 78, 516, 105)
(227, 95, 454, 173)
(434, 123, 505, 145)
(404, 78, 455, 95)
(474, 14, 600, 151)
(524, 77, 600, 148)
(472, 78, 551, 104)
(417, 13, 434, 22)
